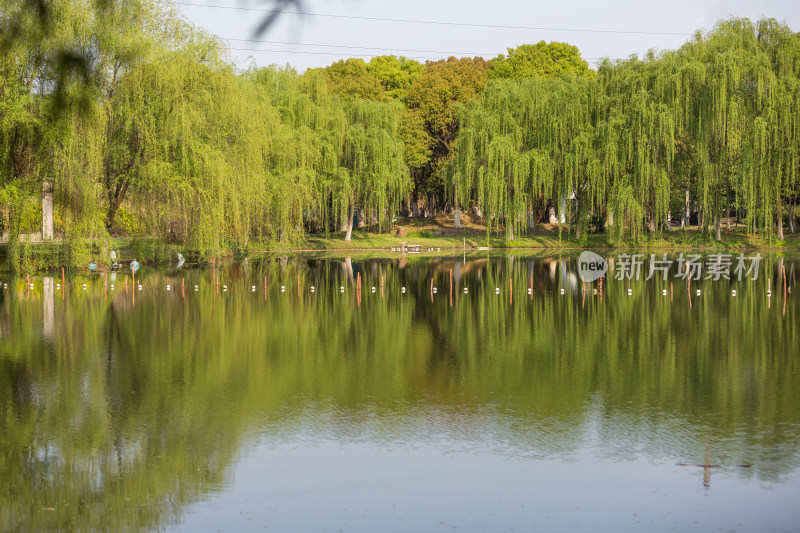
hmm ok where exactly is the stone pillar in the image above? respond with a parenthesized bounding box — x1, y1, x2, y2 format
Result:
(42, 179, 54, 240)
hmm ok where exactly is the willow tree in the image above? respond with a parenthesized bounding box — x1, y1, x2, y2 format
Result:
(661, 17, 800, 240)
(251, 66, 347, 240)
(593, 55, 675, 241)
(96, 0, 223, 233)
(336, 98, 408, 241)
(753, 19, 800, 238)
(1, 0, 53, 261)
(447, 76, 593, 240)
(0, 0, 106, 266)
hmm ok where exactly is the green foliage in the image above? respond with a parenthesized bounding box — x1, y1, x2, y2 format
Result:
(314, 58, 389, 101)
(366, 55, 424, 100)
(1, 2, 798, 261)
(404, 56, 490, 204)
(489, 41, 594, 79)
(450, 17, 800, 243)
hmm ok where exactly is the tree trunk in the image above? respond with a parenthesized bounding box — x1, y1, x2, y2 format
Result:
(344, 206, 354, 242)
(607, 209, 614, 229)
(715, 212, 721, 241)
(726, 200, 731, 230)
(682, 190, 690, 229)
(507, 218, 514, 241)
(558, 195, 566, 224)
(454, 193, 461, 229)
(790, 198, 796, 234)
(106, 201, 121, 232)
(527, 208, 535, 230)
(778, 210, 785, 240)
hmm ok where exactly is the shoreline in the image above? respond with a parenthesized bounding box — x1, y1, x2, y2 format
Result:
(3, 228, 800, 274)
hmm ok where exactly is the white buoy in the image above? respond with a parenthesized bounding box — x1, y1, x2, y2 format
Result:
(138, 285, 142, 291)
(311, 286, 315, 292)
(29, 283, 34, 289)
(432, 287, 438, 294)
(401, 287, 406, 294)
(527, 288, 532, 294)
(167, 285, 171, 291)
(371, 287, 377, 293)
(696, 289, 701, 295)
(223, 285, 227, 290)
(82, 284, 87, 290)
(194, 287, 198, 292)
(251, 286, 256, 292)
(281, 285, 286, 292)
(732, 289, 737, 296)
(593, 289, 597, 295)
(110, 284, 114, 290)
(627, 288, 632, 295)
(194, 284, 199, 289)
(464, 287, 468, 293)
(662, 289, 667, 295)
(340, 286, 345, 292)
(56, 284, 61, 289)
(560, 288, 565, 294)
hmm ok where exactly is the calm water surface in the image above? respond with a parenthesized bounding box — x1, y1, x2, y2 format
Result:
(1, 253, 799, 532)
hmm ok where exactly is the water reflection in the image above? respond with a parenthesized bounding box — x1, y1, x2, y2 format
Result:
(0, 253, 799, 531)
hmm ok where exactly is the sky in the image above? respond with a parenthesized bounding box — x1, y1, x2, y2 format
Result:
(173, 0, 800, 72)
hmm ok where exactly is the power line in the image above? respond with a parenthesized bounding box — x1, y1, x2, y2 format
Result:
(227, 46, 611, 63)
(229, 46, 437, 61)
(223, 37, 496, 56)
(175, 1, 692, 36)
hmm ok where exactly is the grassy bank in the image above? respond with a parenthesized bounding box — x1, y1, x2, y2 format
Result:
(279, 216, 800, 254)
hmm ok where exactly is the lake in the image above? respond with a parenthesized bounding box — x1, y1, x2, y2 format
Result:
(1, 252, 799, 532)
